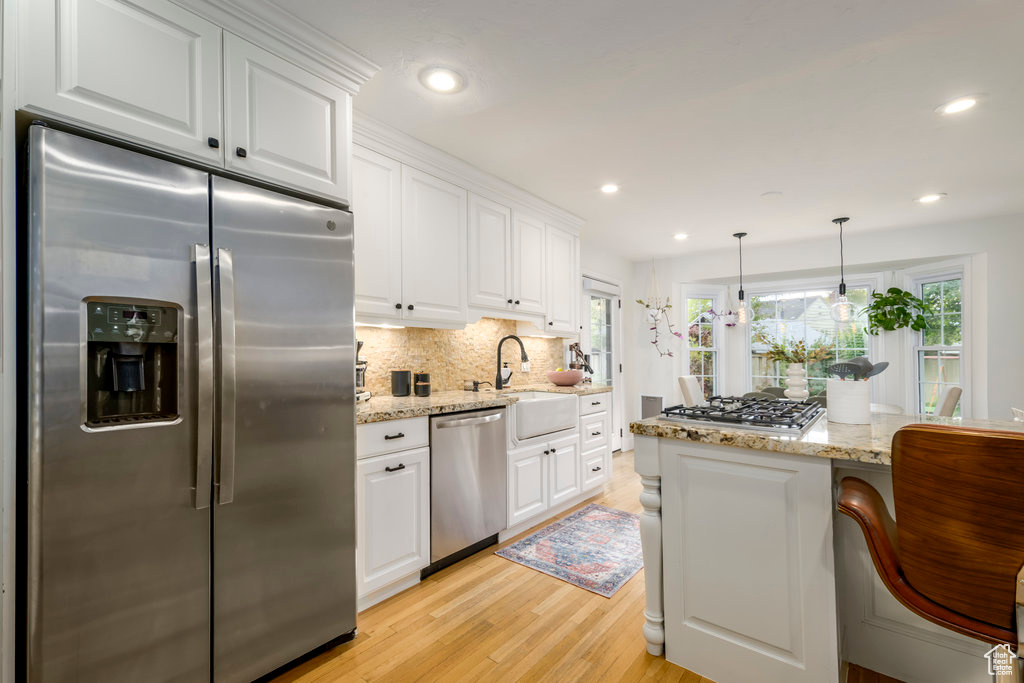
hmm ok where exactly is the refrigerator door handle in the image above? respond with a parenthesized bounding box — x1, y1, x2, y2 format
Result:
(193, 243, 214, 510)
(216, 247, 237, 505)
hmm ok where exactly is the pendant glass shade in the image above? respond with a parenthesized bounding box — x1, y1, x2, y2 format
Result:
(830, 294, 855, 322)
(736, 295, 748, 325)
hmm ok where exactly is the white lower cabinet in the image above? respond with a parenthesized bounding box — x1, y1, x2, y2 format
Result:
(580, 405, 612, 490)
(356, 446, 430, 597)
(508, 432, 580, 527)
(548, 434, 581, 507)
(508, 444, 549, 527)
(582, 447, 607, 490)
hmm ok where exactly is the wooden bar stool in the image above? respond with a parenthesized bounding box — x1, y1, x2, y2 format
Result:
(838, 424, 1024, 682)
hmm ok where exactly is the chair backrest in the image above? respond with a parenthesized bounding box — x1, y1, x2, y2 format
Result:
(892, 424, 1024, 631)
(933, 385, 962, 417)
(761, 386, 787, 398)
(742, 392, 774, 400)
(677, 376, 704, 406)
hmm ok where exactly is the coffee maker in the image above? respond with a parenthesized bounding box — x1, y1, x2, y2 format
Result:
(355, 340, 370, 403)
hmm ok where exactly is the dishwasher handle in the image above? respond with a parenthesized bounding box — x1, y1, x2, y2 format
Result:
(434, 412, 504, 429)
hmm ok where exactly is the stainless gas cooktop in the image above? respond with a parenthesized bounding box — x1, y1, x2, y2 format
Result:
(660, 396, 824, 435)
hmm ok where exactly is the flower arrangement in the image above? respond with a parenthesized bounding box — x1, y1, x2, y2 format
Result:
(754, 333, 834, 364)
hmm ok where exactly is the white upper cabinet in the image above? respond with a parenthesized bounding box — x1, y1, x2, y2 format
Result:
(352, 146, 403, 318)
(224, 34, 352, 203)
(544, 224, 578, 334)
(468, 194, 513, 310)
(19, 0, 224, 164)
(401, 168, 467, 323)
(512, 213, 547, 316)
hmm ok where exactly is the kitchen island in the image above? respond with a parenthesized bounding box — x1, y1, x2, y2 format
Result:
(630, 413, 1024, 683)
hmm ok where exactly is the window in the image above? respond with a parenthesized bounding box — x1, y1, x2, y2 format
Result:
(686, 296, 717, 397)
(589, 294, 614, 386)
(749, 286, 870, 396)
(916, 276, 962, 415)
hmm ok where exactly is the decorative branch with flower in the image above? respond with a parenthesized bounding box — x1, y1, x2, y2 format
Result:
(636, 296, 685, 357)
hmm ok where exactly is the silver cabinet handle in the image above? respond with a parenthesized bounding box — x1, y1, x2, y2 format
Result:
(193, 244, 214, 510)
(434, 412, 504, 429)
(215, 248, 237, 505)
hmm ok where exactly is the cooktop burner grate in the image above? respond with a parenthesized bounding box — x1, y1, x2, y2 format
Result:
(660, 396, 824, 434)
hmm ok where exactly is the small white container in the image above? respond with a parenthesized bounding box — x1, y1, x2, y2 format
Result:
(826, 378, 870, 424)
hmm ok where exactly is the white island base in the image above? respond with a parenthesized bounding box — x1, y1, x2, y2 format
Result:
(634, 417, 997, 683)
(635, 435, 839, 683)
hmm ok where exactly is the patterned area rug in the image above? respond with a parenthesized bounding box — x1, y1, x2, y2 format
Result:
(496, 503, 643, 597)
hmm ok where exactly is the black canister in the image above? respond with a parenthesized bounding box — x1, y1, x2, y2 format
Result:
(414, 372, 431, 397)
(391, 370, 411, 396)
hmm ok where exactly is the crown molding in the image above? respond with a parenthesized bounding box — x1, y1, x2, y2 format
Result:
(170, 0, 378, 93)
(353, 114, 585, 232)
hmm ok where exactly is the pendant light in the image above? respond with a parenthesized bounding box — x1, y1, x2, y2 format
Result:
(830, 217, 855, 322)
(733, 232, 748, 325)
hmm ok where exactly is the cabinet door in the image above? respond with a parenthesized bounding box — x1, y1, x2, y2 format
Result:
(512, 212, 547, 315)
(581, 410, 610, 452)
(582, 446, 607, 490)
(467, 193, 512, 311)
(19, 0, 223, 163)
(224, 33, 352, 203)
(356, 447, 430, 596)
(508, 445, 548, 527)
(352, 146, 404, 318)
(544, 224, 577, 334)
(401, 168, 468, 323)
(548, 434, 581, 507)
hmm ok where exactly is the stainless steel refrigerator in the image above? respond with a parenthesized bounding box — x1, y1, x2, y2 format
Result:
(22, 125, 356, 682)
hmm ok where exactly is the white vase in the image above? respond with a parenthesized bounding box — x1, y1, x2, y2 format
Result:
(784, 363, 809, 400)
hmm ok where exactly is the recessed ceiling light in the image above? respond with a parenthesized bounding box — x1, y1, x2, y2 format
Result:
(673, 233, 689, 241)
(936, 97, 977, 115)
(418, 67, 465, 94)
(917, 193, 947, 203)
(600, 183, 619, 194)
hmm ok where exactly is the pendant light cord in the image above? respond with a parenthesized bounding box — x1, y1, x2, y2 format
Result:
(738, 236, 743, 294)
(839, 222, 845, 287)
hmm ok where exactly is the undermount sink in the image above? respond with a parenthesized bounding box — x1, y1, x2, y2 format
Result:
(508, 392, 578, 440)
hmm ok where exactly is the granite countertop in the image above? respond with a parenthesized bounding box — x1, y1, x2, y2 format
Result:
(629, 412, 1024, 465)
(357, 383, 612, 424)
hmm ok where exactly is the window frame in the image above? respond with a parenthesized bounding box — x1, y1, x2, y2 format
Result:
(682, 291, 721, 398)
(905, 261, 970, 417)
(742, 273, 884, 398)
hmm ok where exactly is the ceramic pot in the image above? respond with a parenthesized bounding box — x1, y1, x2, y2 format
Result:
(784, 363, 809, 400)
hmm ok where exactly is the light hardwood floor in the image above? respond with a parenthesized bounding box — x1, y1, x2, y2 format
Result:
(273, 450, 899, 683)
(274, 450, 710, 682)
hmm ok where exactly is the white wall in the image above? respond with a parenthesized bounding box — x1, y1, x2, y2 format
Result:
(623, 213, 1024, 429)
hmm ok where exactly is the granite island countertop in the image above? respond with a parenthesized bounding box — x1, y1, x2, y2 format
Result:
(357, 383, 612, 424)
(630, 412, 1024, 465)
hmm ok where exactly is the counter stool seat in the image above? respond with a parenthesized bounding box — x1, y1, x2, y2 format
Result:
(838, 424, 1024, 682)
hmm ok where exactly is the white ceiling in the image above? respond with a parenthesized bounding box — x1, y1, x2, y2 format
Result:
(270, 0, 1024, 260)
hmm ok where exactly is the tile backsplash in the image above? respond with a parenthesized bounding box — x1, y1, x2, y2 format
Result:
(356, 318, 567, 395)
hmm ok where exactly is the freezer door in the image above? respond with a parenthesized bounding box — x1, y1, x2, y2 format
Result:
(210, 177, 356, 682)
(25, 127, 213, 682)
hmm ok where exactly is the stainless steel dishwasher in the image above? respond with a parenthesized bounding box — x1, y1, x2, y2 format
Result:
(425, 407, 507, 575)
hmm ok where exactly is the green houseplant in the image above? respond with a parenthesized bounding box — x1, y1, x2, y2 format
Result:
(862, 287, 929, 335)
